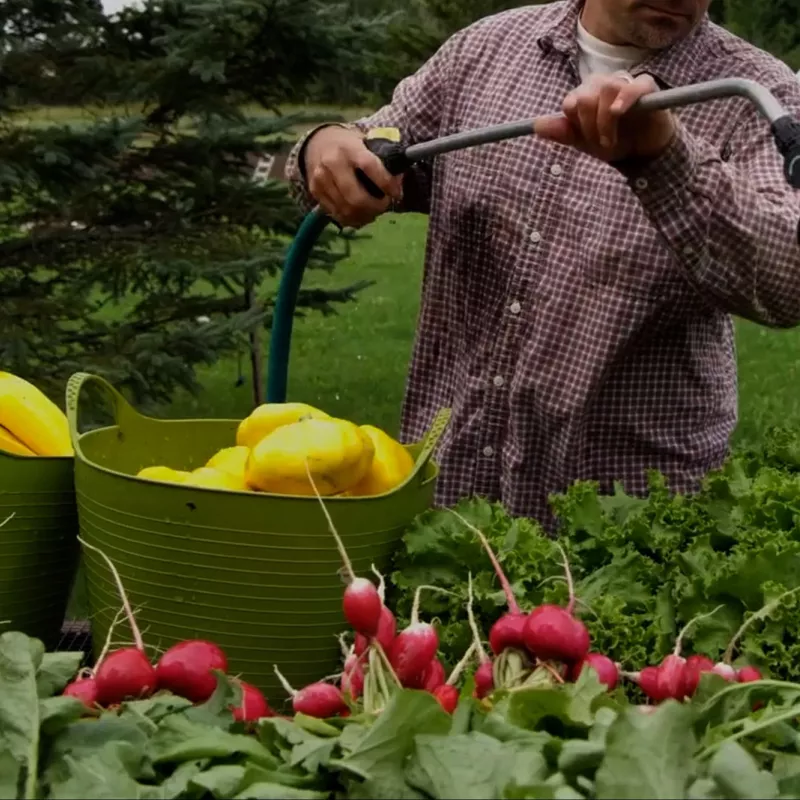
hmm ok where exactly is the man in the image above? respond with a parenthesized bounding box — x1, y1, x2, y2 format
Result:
(285, 0, 800, 527)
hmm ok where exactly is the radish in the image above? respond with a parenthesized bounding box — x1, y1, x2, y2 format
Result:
(94, 648, 157, 706)
(450, 510, 529, 656)
(274, 667, 348, 719)
(432, 641, 477, 715)
(76, 538, 157, 706)
(474, 661, 495, 699)
(422, 658, 446, 692)
(354, 606, 396, 656)
(569, 653, 619, 690)
(523, 545, 589, 664)
(637, 666, 666, 702)
(656, 605, 725, 701)
(304, 462, 384, 638)
(63, 676, 99, 709)
(712, 662, 737, 681)
(341, 652, 365, 699)
(466, 572, 494, 699)
(231, 681, 272, 722)
(389, 585, 440, 686)
(156, 639, 228, 703)
(433, 684, 459, 714)
(737, 665, 762, 683)
(682, 654, 714, 696)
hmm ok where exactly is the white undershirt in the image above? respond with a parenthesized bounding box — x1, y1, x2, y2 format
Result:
(576, 19, 649, 80)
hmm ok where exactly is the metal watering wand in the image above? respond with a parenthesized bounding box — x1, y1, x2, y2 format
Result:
(266, 78, 800, 403)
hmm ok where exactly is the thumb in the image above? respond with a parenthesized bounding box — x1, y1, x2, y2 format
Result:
(534, 114, 580, 146)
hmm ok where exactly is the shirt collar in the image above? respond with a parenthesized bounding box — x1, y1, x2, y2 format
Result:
(536, 0, 713, 89)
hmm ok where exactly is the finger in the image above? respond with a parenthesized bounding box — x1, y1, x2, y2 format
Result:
(597, 79, 626, 149)
(610, 74, 659, 116)
(353, 148, 404, 201)
(533, 114, 581, 147)
(573, 86, 600, 150)
(330, 162, 391, 220)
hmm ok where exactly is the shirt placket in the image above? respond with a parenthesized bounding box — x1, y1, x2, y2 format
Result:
(470, 145, 579, 501)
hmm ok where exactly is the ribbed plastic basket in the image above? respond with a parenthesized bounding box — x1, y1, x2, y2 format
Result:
(0, 449, 79, 648)
(66, 372, 449, 703)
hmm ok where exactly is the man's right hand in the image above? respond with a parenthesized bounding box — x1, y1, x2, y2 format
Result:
(303, 126, 405, 229)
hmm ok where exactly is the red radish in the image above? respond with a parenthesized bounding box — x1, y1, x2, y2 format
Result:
(343, 577, 382, 638)
(683, 654, 714, 696)
(231, 681, 272, 722)
(274, 667, 348, 719)
(433, 684, 459, 714)
(569, 653, 619, 690)
(523, 544, 590, 664)
(737, 665, 762, 683)
(341, 653, 364, 699)
(524, 605, 590, 663)
(354, 606, 397, 656)
(389, 585, 440, 685)
(657, 654, 688, 700)
(489, 613, 529, 656)
(466, 573, 495, 699)
(156, 639, 228, 703)
(94, 647, 157, 706)
(63, 677, 99, 708)
(637, 666, 666, 702)
(713, 662, 737, 682)
(422, 659, 446, 692)
(474, 661, 495, 699)
(76, 537, 157, 707)
(450, 510, 528, 657)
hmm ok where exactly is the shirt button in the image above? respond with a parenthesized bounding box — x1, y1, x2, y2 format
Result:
(635, 177, 648, 190)
(682, 245, 693, 256)
(550, 164, 563, 176)
(483, 446, 494, 457)
(509, 301, 522, 315)
(530, 230, 542, 244)
(493, 375, 505, 387)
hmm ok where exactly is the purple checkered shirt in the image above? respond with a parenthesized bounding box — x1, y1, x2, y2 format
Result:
(286, 0, 800, 527)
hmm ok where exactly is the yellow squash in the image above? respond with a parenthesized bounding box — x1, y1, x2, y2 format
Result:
(136, 466, 191, 484)
(206, 445, 250, 482)
(347, 425, 414, 497)
(0, 424, 35, 457)
(245, 417, 374, 496)
(185, 466, 249, 492)
(0, 372, 72, 457)
(236, 403, 330, 449)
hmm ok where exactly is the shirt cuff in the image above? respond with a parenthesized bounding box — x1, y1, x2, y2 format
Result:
(617, 123, 720, 272)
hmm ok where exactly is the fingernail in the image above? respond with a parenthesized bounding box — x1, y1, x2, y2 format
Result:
(600, 136, 611, 148)
(611, 99, 624, 112)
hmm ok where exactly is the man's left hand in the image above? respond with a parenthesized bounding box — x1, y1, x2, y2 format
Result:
(534, 72, 676, 163)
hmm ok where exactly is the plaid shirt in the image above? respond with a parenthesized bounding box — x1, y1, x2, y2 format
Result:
(286, 0, 800, 527)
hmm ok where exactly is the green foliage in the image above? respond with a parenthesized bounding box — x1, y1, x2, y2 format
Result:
(723, 0, 800, 70)
(389, 426, 800, 684)
(7, 629, 800, 798)
(0, 0, 385, 405)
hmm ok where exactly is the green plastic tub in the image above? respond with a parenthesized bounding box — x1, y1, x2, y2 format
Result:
(0, 449, 79, 648)
(66, 372, 448, 703)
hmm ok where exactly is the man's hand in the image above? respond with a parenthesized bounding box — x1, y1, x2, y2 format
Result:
(534, 72, 676, 163)
(304, 126, 404, 228)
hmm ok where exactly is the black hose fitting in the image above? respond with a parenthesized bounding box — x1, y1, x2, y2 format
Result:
(771, 115, 800, 189)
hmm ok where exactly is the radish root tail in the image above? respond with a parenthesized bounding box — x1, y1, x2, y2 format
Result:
(94, 606, 127, 672)
(724, 587, 800, 664)
(673, 604, 725, 657)
(446, 641, 477, 686)
(272, 665, 297, 698)
(77, 536, 145, 651)
(371, 564, 386, 603)
(466, 573, 489, 663)
(450, 509, 520, 614)
(554, 542, 576, 615)
(305, 459, 355, 583)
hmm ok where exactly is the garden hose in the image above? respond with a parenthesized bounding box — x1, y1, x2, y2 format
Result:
(266, 78, 800, 403)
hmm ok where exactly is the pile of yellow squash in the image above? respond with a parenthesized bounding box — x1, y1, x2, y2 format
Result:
(136, 403, 414, 498)
(0, 372, 72, 458)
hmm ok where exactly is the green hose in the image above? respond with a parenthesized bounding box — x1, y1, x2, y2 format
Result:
(266, 209, 331, 403)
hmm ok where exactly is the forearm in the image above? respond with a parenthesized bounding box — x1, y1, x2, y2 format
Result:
(621, 118, 800, 327)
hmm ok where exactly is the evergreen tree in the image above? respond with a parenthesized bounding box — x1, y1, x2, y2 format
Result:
(0, 0, 385, 407)
(724, 0, 800, 68)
